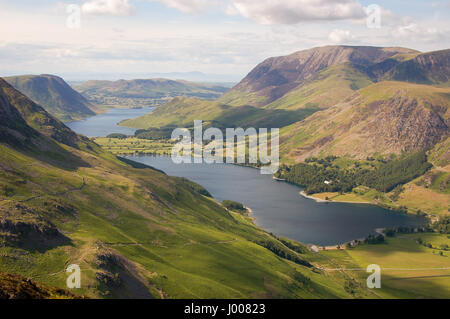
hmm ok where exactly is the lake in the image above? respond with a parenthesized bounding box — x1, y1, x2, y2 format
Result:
(66, 107, 154, 137)
(66, 108, 426, 246)
(126, 155, 426, 246)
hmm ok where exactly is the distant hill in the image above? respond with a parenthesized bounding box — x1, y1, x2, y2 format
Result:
(4, 74, 97, 122)
(73, 78, 229, 109)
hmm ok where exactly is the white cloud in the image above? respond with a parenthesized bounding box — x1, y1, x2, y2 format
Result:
(154, 0, 216, 14)
(81, 0, 135, 16)
(227, 0, 366, 24)
(392, 23, 447, 43)
(328, 29, 355, 43)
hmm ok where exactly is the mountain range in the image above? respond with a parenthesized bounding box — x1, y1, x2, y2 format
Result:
(73, 79, 229, 109)
(3, 75, 231, 122)
(122, 46, 449, 162)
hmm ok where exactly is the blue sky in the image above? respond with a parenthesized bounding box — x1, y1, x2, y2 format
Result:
(1, 0, 449, 81)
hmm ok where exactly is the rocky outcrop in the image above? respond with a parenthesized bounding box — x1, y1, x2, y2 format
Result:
(365, 97, 448, 152)
(0, 203, 69, 249)
(93, 243, 156, 299)
(0, 271, 81, 299)
(282, 82, 450, 161)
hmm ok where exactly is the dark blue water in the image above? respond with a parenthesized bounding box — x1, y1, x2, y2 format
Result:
(66, 107, 154, 137)
(126, 155, 426, 246)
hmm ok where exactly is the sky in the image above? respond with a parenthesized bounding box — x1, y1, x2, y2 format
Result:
(1, 0, 449, 81)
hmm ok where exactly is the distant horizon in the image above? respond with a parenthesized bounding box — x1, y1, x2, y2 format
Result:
(1, 71, 242, 83)
(3, 43, 446, 83)
(1, 1, 449, 78)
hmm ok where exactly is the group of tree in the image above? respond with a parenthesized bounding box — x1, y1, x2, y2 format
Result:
(277, 150, 432, 195)
(254, 239, 312, 267)
(134, 126, 177, 140)
(106, 133, 128, 139)
(222, 200, 247, 212)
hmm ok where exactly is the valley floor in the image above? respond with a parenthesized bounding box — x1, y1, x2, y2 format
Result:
(312, 233, 450, 299)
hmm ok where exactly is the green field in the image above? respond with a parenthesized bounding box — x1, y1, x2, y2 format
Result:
(93, 137, 175, 155)
(319, 233, 450, 298)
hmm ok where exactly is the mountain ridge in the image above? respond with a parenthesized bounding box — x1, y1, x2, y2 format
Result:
(219, 45, 420, 106)
(121, 45, 449, 162)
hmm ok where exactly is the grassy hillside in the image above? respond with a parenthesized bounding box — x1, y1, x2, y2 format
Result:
(263, 64, 373, 110)
(120, 96, 318, 130)
(4, 75, 97, 122)
(0, 77, 360, 299)
(74, 79, 229, 109)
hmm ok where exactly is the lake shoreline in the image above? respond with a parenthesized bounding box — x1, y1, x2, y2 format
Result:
(68, 108, 429, 249)
(299, 191, 329, 203)
(298, 191, 373, 205)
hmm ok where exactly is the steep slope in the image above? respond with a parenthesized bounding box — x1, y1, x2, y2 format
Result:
(0, 81, 356, 299)
(280, 81, 450, 162)
(385, 49, 450, 85)
(219, 45, 418, 107)
(0, 80, 38, 148)
(4, 74, 96, 121)
(74, 78, 229, 108)
(0, 78, 93, 150)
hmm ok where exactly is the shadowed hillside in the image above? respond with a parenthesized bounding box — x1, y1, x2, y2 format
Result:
(5, 74, 97, 121)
